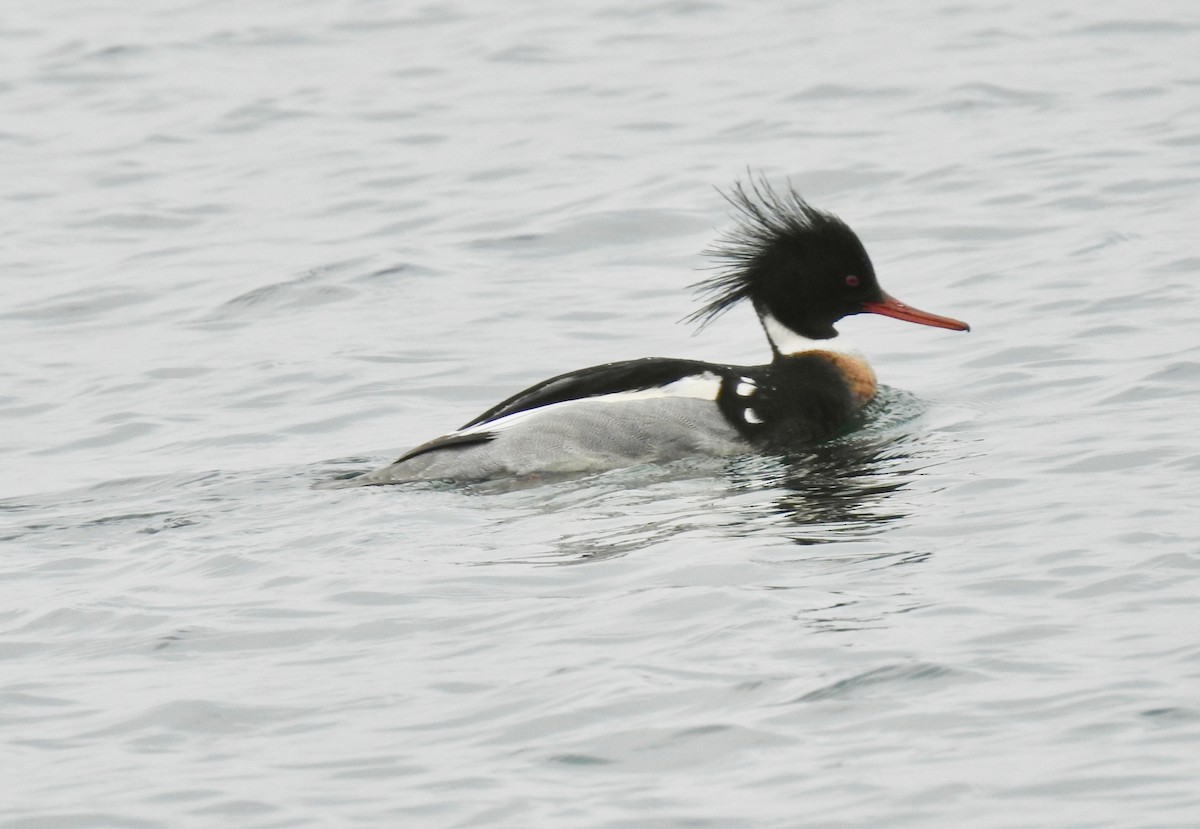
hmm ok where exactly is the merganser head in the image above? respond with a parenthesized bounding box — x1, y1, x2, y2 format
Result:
(689, 178, 969, 348)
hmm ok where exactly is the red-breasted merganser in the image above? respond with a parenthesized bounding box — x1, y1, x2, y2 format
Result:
(354, 179, 968, 484)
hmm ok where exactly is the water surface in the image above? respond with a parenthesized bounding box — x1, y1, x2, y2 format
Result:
(4, 1, 1200, 827)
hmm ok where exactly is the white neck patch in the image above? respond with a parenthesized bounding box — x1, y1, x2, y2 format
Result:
(759, 313, 862, 357)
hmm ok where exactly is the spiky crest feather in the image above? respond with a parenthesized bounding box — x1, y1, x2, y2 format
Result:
(686, 177, 850, 329)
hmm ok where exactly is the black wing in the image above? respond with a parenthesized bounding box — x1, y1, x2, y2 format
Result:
(459, 357, 731, 429)
(392, 430, 497, 464)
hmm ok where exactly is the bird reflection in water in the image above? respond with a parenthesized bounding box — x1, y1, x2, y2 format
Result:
(726, 432, 918, 545)
(722, 386, 931, 547)
(518, 389, 931, 563)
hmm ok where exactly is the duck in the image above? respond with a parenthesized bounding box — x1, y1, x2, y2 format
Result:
(353, 179, 968, 485)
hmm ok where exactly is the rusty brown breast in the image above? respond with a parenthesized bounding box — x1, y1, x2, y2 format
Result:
(806, 350, 877, 409)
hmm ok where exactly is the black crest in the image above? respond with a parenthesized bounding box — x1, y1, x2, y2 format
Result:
(686, 177, 874, 334)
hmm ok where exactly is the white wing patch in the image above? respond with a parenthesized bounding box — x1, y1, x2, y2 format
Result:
(453, 407, 538, 437)
(735, 380, 756, 397)
(594, 371, 722, 403)
(744, 408, 763, 424)
(453, 371, 723, 437)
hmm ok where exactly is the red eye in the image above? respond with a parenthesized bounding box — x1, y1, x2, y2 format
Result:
(845, 275, 860, 287)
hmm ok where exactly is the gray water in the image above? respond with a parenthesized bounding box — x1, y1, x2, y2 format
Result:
(4, 1, 1200, 827)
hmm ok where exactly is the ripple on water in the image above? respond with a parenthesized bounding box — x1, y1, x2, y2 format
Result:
(5, 1, 1200, 826)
